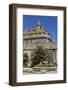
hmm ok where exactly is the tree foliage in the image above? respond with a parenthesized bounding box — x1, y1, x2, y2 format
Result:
(31, 45, 51, 67)
(23, 53, 29, 67)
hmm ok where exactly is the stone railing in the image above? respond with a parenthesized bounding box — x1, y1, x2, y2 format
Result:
(23, 34, 52, 39)
(23, 42, 57, 50)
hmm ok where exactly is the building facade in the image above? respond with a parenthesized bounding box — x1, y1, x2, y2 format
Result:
(23, 21, 57, 67)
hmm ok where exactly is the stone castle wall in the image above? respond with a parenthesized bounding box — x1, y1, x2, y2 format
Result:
(23, 42, 57, 67)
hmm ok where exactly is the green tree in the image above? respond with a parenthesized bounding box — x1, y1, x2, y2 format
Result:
(23, 53, 28, 67)
(31, 45, 51, 67)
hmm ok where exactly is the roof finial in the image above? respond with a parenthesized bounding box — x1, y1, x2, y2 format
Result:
(36, 20, 41, 31)
(37, 20, 41, 26)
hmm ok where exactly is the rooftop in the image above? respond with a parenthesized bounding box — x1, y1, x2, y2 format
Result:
(23, 20, 52, 41)
(23, 20, 47, 35)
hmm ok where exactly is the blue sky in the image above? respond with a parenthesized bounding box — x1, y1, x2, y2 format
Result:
(23, 15, 57, 42)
